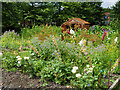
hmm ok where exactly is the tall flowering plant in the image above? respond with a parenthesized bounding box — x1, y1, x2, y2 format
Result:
(102, 29, 107, 41)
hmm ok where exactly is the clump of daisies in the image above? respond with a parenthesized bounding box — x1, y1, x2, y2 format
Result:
(16, 56, 30, 64)
(84, 64, 95, 74)
(71, 66, 81, 78)
(16, 56, 22, 64)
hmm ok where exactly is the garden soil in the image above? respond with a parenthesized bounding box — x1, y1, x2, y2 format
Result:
(0, 67, 67, 89)
(0, 67, 119, 89)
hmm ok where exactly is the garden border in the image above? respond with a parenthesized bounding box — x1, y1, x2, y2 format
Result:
(109, 76, 120, 90)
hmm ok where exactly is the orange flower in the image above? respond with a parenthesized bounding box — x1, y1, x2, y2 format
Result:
(14, 51, 18, 56)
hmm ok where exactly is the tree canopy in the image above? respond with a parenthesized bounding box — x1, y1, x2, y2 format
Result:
(2, 2, 105, 32)
(110, 1, 120, 31)
(110, 1, 120, 20)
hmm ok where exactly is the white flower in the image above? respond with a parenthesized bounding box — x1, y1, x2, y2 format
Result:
(70, 29, 75, 36)
(16, 56, 20, 58)
(86, 65, 90, 67)
(114, 37, 118, 43)
(72, 69, 76, 73)
(0, 52, 3, 57)
(72, 66, 78, 73)
(73, 66, 78, 70)
(78, 39, 83, 46)
(18, 60, 21, 64)
(31, 53, 34, 56)
(66, 85, 72, 88)
(24, 57, 29, 60)
(92, 65, 95, 68)
(76, 73, 81, 78)
(86, 70, 92, 74)
(66, 86, 69, 88)
(78, 39, 86, 46)
(89, 68, 93, 71)
(17, 58, 22, 60)
(108, 38, 110, 40)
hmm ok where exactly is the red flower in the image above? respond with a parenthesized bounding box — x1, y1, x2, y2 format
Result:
(102, 31, 107, 40)
(66, 31, 70, 34)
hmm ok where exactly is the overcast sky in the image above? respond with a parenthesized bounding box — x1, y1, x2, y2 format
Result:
(101, 0, 118, 8)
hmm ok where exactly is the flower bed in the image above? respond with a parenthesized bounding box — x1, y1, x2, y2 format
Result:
(1, 25, 120, 89)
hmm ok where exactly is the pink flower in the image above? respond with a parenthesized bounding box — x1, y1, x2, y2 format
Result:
(36, 51, 38, 54)
(93, 40, 95, 43)
(66, 31, 70, 34)
(84, 52, 88, 56)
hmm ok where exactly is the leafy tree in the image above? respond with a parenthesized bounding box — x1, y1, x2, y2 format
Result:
(111, 1, 120, 20)
(53, 2, 104, 26)
(2, 2, 30, 32)
(2, 2, 104, 32)
(110, 1, 120, 31)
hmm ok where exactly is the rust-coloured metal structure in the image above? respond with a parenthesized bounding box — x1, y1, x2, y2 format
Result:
(61, 18, 90, 41)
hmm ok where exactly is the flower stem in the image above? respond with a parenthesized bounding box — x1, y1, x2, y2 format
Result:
(108, 59, 112, 89)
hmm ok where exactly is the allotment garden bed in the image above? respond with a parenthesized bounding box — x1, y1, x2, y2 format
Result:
(0, 25, 120, 89)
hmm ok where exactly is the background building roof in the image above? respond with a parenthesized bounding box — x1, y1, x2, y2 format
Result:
(62, 18, 90, 26)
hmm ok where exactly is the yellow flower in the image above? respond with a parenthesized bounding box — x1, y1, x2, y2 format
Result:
(83, 49, 86, 52)
(116, 61, 119, 64)
(110, 45, 112, 47)
(104, 48, 106, 51)
(114, 64, 118, 67)
(27, 40, 30, 43)
(34, 49, 37, 52)
(96, 32, 99, 35)
(83, 40, 86, 45)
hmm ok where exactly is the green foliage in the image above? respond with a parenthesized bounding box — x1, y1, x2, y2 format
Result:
(53, 2, 104, 25)
(20, 25, 61, 40)
(2, 2, 30, 32)
(1, 30, 20, 50)
(1, 30, 31, 50)
(2, 2, 104, 32)
(110, 1, 120, 31)
(40, 60, 73, 85)
(111, 1, 120, 20)
(110, 18, 120, 32)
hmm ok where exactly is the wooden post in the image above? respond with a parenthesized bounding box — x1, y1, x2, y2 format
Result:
(61, 24, 66, 41)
